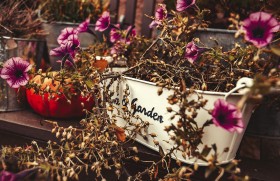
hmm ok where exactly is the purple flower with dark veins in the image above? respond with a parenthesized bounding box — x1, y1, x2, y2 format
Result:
(185, 41, 204, 63)
(50, 34, 80, 57)
(126, 25, 136, 37)
(50, 44, 69, 57)
(110, 24, 121, 43)
(149, 4, 167, 28)
(76, 18, 90, 33)
(95, 11, 110, 32)
(212, 99, 244, 133)
(124, 25, 136, 45)
(242, 12, 279, 48)
(176, 0, 196, 12)
(65, 34, 80, 51)
(0, 57, 31, 88)
(57, 27, 78, 44)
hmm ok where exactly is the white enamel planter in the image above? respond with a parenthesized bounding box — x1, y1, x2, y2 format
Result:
(109, 76, 255, 166)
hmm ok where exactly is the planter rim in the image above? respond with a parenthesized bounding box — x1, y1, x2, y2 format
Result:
(0, 36, 45, 42)
(197, 28, 237, 34)
(123, 76, 244, 96)
(42, 20, 95, 27)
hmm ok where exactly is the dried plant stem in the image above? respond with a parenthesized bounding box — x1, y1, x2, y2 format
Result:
(132, 145, 180, 180)
(0, 24, 13, 34)
(140, 38, 160, 60)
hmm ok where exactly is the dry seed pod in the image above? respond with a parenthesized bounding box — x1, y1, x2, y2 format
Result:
(157, 87, 163, 95)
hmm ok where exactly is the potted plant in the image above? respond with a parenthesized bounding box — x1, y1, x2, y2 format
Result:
(0, 16, 111, 118)
(95, 0, 280, 165)
(1, 2, 279, 180)
(0, 0, 47, 112)
(184, 0, 280, 153)
(38, 0, 110, 69)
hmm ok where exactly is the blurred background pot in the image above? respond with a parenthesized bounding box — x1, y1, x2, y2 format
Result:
(194, 28, 243, 51)
(42, 22, 103, 70)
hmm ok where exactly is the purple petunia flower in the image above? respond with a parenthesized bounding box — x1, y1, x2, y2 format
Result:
(57, 27, 78, 45)
(0, 57, 31, 89)
(185, 41, 203, 63)
(0, 171, 16, 181)
(149, 21, 159, 29)
(149, 4, 167, 28)
(110, 45, 119, 55)
(110, 24, 121, 43)
(95, 11, 110, 32)
(50, 34, 80, 57)
(212, 99, 244, 133)
(119, 26, 137, 45)
(56, 59, 75, 68)
(176, 0, 196, 12)
(76, 18, 90, 33)
(65, 34, 80, 51)
(50, 44, 69, 57)
(110, 41, 124, 56)
(242, 12, 279, 48)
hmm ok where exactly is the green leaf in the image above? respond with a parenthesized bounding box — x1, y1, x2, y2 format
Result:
(85, 80, 95, 89)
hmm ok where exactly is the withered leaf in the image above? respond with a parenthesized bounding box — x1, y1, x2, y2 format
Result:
(159, 145, 165, 157)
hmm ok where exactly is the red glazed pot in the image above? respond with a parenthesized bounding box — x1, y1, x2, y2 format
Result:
(26, 90, 94, 119)
(26, 72, 95, 119)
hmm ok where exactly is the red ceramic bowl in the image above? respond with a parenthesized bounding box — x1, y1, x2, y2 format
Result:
(26, 89, 94, 119)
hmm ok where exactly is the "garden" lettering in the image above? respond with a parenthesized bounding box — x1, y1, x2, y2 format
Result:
(112, 97, 164, 123)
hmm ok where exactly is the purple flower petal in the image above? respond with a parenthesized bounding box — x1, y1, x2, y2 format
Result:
(212, 99, 244, 133)
(0, 57, 31, 88)
(0, 171, 16, 181)
(56, 59, 75, 67)
(149, 20, 159, 28)
(50, 45, 67, 57)
(65, 34, 80, 51)
(124, 26, 136, 45)
(150, 4, 167, 29)
(155, 4, 167, 20)
(57, 27, 78, 45)
(184, 41, 203, 63)
(95, 11, 110, 32)
(242, 12, 279, 48)
(110, 25, 121, 43)
(126, 26, 136, 37)
(176, 0, 196, 12)
(76, 18, 90, 33)
(50, 34, 80, 57)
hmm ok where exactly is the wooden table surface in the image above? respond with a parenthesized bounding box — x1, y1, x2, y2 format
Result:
(0, 109, 279, 180)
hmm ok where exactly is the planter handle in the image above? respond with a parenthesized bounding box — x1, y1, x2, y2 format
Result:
(224, 77, 253, 101)
(223, 77, 253, 162)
